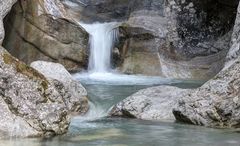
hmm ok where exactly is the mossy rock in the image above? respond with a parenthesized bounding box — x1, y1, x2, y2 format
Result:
(2, 52, 49, 84)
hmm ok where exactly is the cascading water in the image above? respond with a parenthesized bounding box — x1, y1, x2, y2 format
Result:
(80, 22, 119, 73)
(74, 22, 181, 121)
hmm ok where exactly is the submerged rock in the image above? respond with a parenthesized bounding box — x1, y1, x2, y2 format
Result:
(109, 86, 188, 121)
(31, 61, 88, 113)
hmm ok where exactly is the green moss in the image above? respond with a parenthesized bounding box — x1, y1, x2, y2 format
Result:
(3, 52, 14, 65)
(41, 80, 48, 90)
(3, 52, 49, 84)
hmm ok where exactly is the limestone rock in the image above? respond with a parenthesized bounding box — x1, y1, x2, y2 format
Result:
(31, 61, 88, 113)
(110, 86, 188, 121)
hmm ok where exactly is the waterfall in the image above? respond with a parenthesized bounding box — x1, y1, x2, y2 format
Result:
(80, 22, 119, 73)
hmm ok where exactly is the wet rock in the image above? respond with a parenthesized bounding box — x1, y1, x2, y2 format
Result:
(110, 86, 188, 121)
(30, 61, 88, 113)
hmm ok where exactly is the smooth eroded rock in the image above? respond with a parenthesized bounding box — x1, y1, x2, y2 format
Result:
(3, 0, 88, 71)
(109, 86, 188, 121)
(117, 0, 236, 80)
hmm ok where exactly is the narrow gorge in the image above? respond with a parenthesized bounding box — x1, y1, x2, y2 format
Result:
(0, 0, 240, 146)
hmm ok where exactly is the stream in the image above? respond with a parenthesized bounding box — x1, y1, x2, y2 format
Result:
(2, 74, 240, 146)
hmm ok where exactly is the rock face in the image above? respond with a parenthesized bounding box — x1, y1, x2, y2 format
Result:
(3, 0, 88, 72)
(3, 0, 239, 80)
(30, 61, 88, 113)
(110, 86, 188, 121)
(117, 0, 237, 79)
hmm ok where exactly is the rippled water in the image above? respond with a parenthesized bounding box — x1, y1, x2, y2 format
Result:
(1, 77, 240, 146)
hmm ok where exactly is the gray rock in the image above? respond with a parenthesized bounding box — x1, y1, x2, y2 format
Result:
(31, 61, 88, 113)
(0, 47, 73, 137)
(173, 56, 240, 128)
(110, 86, 188, 121)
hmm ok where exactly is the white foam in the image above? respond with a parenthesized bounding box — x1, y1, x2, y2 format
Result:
(73, 72, 176, 85)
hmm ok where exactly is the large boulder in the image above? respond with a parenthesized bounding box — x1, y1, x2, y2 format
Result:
(0, 47, 81, 137)
(3, 0, 88, 72)
(173, 56, 240, 128)
(30, 61, 88, 113)
(109, 86, 188, 121)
